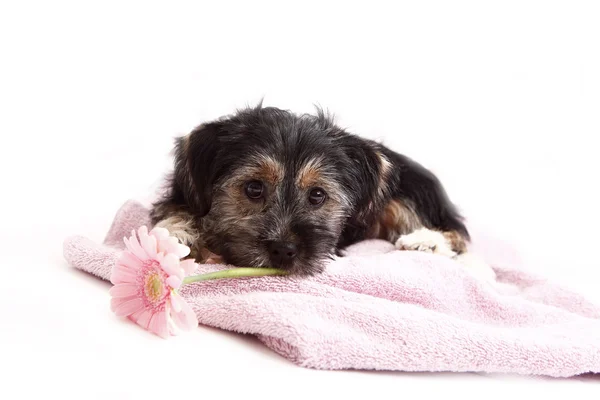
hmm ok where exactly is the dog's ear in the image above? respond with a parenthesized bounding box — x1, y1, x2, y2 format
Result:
(173, 122, 223, 217)
(335, 136, 383, 209)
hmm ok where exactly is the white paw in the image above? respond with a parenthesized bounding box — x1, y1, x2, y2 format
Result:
(395, 228, 456, 258)
(395, 229, 496, 282)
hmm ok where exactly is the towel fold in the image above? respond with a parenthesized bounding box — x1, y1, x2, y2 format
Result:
(63, 200, 600, 377)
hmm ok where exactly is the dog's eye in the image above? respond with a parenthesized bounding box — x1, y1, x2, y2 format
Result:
(245, 180, 264, 199)
(308, 188, 327, 206)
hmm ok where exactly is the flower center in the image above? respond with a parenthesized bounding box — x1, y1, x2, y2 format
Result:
(144, 272, 164, 303)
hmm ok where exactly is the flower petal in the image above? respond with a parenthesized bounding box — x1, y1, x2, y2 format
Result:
(160, 253, 183, 278)
(110, 297, 128, 312)
(117, 251, 143, 271)
(166, 276, 182, 289)
(168, 318, 180, 336)
(112, 297, 144, 317)
(110, 265, 137, 285)
(160, 237, 178, 253)
(128, 309, 145, 328)
(169, 292, 182, 313)
(113, 264, 137, 279)
(148, 311, 169, 339)
(130, 309, 153, 330)
(180, 259, 197, 275)
(127, 229, 149, 261)
(150, 227, 170, 241)
(161, 237, 190, 259)
(175, 243, 191, 258)
(147, 235, 158, 258)
(171, 298, 198, 332)
(109, 284, 139, 298)
(139, 227, 158, 259)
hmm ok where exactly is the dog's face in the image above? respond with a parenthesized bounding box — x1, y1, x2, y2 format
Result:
(175, 107, 384, 275)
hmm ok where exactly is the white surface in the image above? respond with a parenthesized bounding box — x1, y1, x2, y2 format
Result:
(1, 1, 599, 398)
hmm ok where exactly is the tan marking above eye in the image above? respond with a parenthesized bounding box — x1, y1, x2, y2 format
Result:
(297, 158, 323, 189)
(227, 157, 284, 188)
(254, 156, 284, 185)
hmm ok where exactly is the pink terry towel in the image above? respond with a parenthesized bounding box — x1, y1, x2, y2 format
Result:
(63, 200, 600, 377)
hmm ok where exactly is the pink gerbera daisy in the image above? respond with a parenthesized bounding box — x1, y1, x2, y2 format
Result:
(109, 226, 199, 338)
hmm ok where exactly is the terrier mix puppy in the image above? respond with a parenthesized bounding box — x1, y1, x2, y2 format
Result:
(151, 105, 476, 276)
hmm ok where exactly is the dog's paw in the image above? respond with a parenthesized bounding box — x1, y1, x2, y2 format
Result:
(395, 228, 457, 258)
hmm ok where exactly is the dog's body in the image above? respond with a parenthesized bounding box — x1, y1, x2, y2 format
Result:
(151, 105, 473, 276)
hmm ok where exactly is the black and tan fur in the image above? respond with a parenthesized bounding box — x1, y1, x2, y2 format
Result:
(151, 105, 469, 275)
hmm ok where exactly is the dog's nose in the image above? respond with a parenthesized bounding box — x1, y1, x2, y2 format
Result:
(268, 241, 298, 265)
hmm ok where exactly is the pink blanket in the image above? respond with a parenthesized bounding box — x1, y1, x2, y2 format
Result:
(63, 200, 600, 377)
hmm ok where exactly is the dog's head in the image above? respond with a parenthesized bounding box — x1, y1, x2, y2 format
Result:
(173, 106, 385, 274)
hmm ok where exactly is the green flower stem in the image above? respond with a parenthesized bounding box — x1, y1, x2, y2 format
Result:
(182, 268, 288, 285)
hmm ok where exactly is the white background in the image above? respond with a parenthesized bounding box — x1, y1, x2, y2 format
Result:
(1, 0, 599, 398)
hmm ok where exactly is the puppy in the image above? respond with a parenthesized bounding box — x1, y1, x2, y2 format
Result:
(151, 105, 477, 276)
